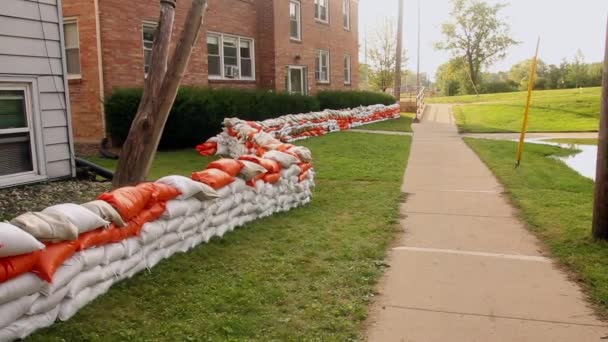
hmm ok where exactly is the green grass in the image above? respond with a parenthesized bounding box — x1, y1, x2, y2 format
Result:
(427, 87, 601, 133)
(352, 113, 414, 132)
(465, 138, 608, 313)
(31, 132, 411, 341)
(544, 138, 598, 146)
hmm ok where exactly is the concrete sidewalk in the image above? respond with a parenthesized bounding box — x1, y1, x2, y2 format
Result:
(366, 104, 608, 341)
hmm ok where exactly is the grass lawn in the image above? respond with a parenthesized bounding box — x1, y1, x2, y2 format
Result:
(352, 113, 414, 132)
(465, 138, 608, 313)
(544, 138, 598, 146)
(427, 87, 601, 133)
(32, 132, 411, 341)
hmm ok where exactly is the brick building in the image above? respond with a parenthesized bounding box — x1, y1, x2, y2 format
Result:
(62, 0, 359, 143)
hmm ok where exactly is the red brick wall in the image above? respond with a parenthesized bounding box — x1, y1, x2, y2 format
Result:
(63, 0, 105, 142)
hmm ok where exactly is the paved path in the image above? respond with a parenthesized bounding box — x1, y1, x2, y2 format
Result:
(366, 104, 607, 341)
(347, 129, 413, 136)
(462, 132, 598, 141)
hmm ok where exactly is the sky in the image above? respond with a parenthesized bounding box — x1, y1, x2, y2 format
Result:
(359, 0, 607, 81)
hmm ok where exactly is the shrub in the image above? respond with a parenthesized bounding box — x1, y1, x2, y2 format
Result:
(105, 87, 394, 149)
(316, 90, 395, 109)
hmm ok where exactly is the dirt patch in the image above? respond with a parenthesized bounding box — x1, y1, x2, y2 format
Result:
(0, 180, 111, 221)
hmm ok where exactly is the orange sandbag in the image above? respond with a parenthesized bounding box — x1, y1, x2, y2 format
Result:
(33, 241, 79, 282)
(276, 144, 295, 152)
(192, 169, 235, 190)
(256, 147, 268, 156)
(298, 163, 313, 173)
(238, 155, 263, 164)
(299, 171, 310, 182)
(263, 173, 281, 184)
(77, 228, 115, 251)
(98, 186, 153, 221)
(133, 202, 167, 227)
(118, 221, 143, 240)
(239, 155, 281, 173)
(196, 141, 218, 156)
(137, 183, 181, 202)
(207, 158, 244, 177)
(0, 252, 40, 283)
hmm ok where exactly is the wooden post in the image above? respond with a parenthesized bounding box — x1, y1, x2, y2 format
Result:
(592, 16, 608, 240)
(112, 0, 209, 188)
(393, 0, 404, 100)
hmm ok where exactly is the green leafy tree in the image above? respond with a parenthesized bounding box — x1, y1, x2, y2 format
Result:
(435, 58, 471, 96)
(566, 50, 589, 88)
(508, 58, 549, 90)
(368, 19, 407, 92)
(436, 0, 518, 90)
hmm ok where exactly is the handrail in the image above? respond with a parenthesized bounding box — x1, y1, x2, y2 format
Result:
(415, 87, 426, 122)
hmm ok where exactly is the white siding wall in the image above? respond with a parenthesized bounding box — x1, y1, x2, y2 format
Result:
(0, 0, 74, 185)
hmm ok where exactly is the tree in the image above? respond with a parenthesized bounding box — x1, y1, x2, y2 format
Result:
(368, 19, 407, 92)
(436, 0, 518, 89)
(567, 49, 589, 88)
(112, 0, 209, 188)
(435, 58, 469, 96)
(508, 58, 549, 90)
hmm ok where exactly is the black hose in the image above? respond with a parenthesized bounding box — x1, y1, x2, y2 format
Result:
(99, 137, 119, 159)
(75, 157, 114, 180)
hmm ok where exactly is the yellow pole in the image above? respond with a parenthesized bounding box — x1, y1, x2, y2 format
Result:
(516, 38, 541, 167)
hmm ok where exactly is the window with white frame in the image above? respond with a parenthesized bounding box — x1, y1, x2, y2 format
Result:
(142, 23, 157, 74)
(315, 49, 330, 83)
(343, 0, 350, 30)
(0, 86, 38, 178)
(314, 0, 329, 23)
(207, 33, 255, 80)
(289, 1, 302, 41)
(63, 20, 81, 78)
(343, 55, 351, 84)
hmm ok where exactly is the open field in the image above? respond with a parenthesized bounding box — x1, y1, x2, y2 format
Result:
(545, 138, 598, 145)
(465, 138, 608, 313)
(352, 113, 414, 132)
(428, 88, 601, 133)
(31, 132, 412, 340)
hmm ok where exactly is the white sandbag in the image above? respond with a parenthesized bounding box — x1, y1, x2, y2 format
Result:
(229, 178, 248, 194)
(58, 279, 112, 321)
(67, 266, 106, 298)
(163, 242, 182, 258)
(215, 197, 235, 215)
(0, 306, 59, 341)
(263, 150, 300, 167)
(0, 274, 43, 306)
(119, 251, 144, 276)
(81, 200, 126, 227)
(215, 224, 230, 238)
(121, 237, 142, 257)
(28, 285, 69, 315)
(185, 198, 202, 215)
(156, 175, 219, 200)
(43, 203, 109, 233)
(104, 260, 123, 280)
(77, 247, 105, 270)
(0, 293, 39, 330)
(165, 217, 185, 233)
(228, 205, 242, 219)
(199, 199, 214, 211)
(126, 259, 147, 279)
(233, 192, 244, 205)
(242, 203, 258, 215)
(198, 215, 210, 232)
(280, 164, 302, 178)
(158, 233, 180, 249)
(139, 221, 166, 245)
(202, 227, 216, 243)
(210, 212, 229, 227)
(216, 186, 232, 198)
(141, 240, 161, 257)
(40, 256, 84, 296)
(0, 222, 45, 258)
(102, 243, 126, 265)
(205, 202, 219, 216)
(239, 160, 267, 181)
(162, 199, 190, 219)
(10, 212, 79, 243)
(177, 238, 193, 253)
(146, 249, 165, 269)
(178, 216, 198, 233)
(288, 146, 312, 162)
(179, 229, 197, 242)
(243, 190, 256, 202)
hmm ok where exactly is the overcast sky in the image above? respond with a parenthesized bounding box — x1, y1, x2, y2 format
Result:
(359, 0, 607, 80)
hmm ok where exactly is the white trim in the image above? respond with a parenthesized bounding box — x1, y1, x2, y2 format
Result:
(0, 79, 48, 187)
(343, 54, 351, 84)
(286, 65, 306, 95)
(289, 0, 302, 42)
(315, 49, 330, 84)
(314, 0, 330, 23)
(207, 32, 256, 81)
(142, 21, 158, 76)
(62, 18, 81, 79)
(58, 6, 77, 178)
(342, 0, 351, 30)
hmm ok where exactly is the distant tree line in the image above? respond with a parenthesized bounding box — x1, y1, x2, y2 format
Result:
(435, 50, 603, 96)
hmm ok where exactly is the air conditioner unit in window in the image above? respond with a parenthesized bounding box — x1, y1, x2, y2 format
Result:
(224, 66, 239, 78)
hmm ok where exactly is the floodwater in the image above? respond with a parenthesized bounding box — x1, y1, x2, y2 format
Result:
(527, 139, 597, 181)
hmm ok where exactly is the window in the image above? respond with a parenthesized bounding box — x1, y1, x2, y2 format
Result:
(207, 33, 255, 80)
(314, 0, 329, 23)
(289, 1, 302, 41)
(0, 85, 38, 180)
(142, 23, 157, 75)
(342, 0, 350, 30)
(286, 66, 307, 95)
(63, 20, 80, 78)
(344, 55, 351, 84)
(315, 50, 330, 83)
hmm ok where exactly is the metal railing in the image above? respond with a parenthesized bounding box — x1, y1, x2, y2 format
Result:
(415, 87, 426, 122)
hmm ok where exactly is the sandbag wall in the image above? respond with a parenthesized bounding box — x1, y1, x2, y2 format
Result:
(0, 146, 314, 340)
(196, 103, 400, 158)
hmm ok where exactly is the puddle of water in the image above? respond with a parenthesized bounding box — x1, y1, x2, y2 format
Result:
(525, 139, 597, 181)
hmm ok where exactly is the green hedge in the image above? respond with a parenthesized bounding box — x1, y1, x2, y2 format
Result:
(105, 87, 394, 149)
(316, 90, 395, 109)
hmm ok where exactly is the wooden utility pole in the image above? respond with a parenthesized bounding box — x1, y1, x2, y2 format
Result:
(592, 16, 608, 240)
(416, 0, 421, 91)
(393, 0, 404, 99)
(112, 0, 209, 188)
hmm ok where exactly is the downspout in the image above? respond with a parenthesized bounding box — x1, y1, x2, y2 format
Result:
(94, 0, 106, 137)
